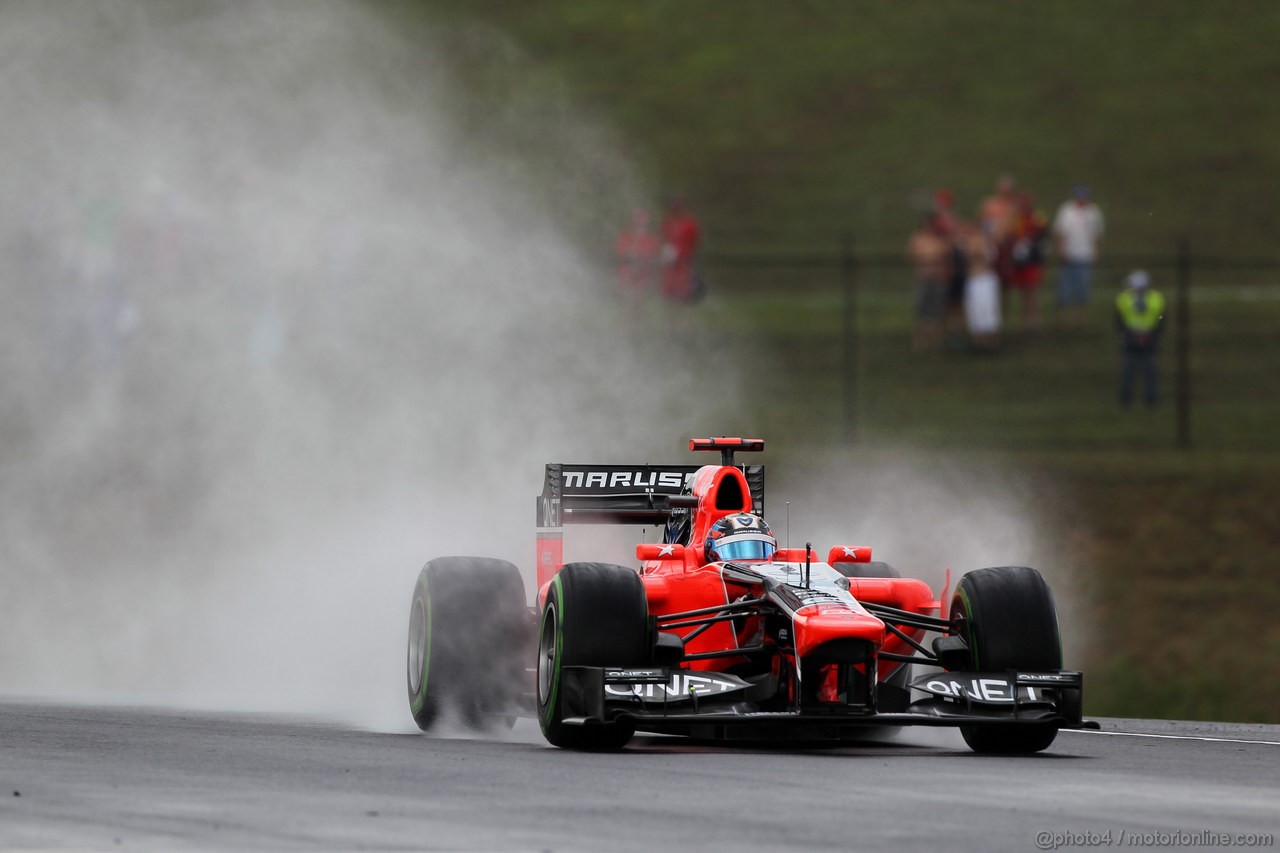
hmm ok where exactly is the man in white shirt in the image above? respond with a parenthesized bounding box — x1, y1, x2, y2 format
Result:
(1052, 184, 1104, 325)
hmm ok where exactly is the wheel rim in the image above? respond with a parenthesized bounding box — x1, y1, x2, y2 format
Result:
(951, 590, 976, 669)
(408, 597, 427, 695)
(537, 602, 557, 704)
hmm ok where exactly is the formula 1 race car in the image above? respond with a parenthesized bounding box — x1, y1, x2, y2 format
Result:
(406, 437, 1088, 753)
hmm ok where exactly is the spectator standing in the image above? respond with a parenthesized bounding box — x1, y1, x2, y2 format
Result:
(1052, 183, 1105, 326)
(660, 196, 701, 303)
(979, 173, 1019, 241)
(615, 209, 658, 304)
(1115, 269, 1166, 408)
(907, 214, 952, 352)
(961, 222, 1001, 352)
(1009, 194, 1049, 331)
(979, 174, 1020, 300)
(933, 190, 969, 347)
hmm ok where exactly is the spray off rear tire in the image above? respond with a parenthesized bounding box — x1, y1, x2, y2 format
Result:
(407, 556, 527, 731)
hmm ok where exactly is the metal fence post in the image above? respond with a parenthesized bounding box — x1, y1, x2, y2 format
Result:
(1175, 236, 1192, 449)
(841, 230, 858, 442)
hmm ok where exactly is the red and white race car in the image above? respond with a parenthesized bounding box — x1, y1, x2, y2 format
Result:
(407, 437, 1088, 753)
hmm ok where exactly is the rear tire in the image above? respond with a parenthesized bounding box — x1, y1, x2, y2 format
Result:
(537, 562, 649, 750)
(407, 557, 528, 732)
(950, 566, 1062, 754)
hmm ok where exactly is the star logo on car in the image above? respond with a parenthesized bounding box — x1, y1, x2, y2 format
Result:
(659, 545, 675, 556)
(843, 547, 858, 557)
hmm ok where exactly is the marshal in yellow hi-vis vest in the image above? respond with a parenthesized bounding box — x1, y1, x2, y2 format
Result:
(1115, 288, 1165, 333)
(1115, 270, 1165, 408)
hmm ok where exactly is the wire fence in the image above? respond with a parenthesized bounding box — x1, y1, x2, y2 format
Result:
(701, 237, 1280, 451)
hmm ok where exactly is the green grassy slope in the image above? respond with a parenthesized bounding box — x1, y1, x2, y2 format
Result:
(419, 0, 1280, 254)
(1067, 453, 1280, 723)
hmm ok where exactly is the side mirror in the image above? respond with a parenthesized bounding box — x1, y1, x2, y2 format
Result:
(636, 543, 685, 562)
(828, 545, 873, 564)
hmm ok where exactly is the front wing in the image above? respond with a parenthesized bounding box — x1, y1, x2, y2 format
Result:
(555, 666, 1089, 739)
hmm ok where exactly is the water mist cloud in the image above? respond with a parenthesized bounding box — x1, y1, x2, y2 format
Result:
(0, 0, 734, 729)
(773, 447, 1086, 666)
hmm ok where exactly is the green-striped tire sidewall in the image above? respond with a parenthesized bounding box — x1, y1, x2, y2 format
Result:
(538, 574, 564, 729)
(955, 586, 979, 669)
(951, 566, 1062, 754)
(408, 569, 433, 717)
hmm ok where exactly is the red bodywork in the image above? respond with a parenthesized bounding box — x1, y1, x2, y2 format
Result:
(536, 439, 942, 700)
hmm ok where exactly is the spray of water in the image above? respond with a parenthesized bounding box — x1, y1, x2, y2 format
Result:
(0, 1, 1080, 736)
(772, 446, 1087, 666)
(0, 0, 737, 731)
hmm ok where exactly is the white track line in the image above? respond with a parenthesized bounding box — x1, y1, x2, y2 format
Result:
(1062, 729, 1280, 746)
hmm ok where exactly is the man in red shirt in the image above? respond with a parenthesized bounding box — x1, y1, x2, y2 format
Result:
(1008, 194, 1049, 330)
(615, 209, 658, 302)
(660, 196, 701, 302)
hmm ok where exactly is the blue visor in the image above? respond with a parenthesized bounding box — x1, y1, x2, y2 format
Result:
(713, 539, 777, 562)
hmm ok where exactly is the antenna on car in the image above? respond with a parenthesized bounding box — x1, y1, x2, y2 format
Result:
(804, 542, 813, 589)
(785, 501, 790, 549)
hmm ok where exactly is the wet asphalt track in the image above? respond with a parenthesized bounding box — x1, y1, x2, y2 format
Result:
(2, 702, 1277, 851)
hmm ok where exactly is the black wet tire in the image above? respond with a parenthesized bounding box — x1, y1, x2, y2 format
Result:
(407, 557, 528, 732)
(950, 566, 1063, 754)
(537, 562, 650, 750)
(833, 560, 901, 579)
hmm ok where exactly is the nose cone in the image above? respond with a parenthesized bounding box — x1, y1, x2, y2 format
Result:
(792, 604, 885, 659)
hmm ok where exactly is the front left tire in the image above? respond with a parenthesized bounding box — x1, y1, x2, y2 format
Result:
(537, 562, 650, 750)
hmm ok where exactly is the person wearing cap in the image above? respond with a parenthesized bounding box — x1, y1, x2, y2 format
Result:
(1052, 184, 1105, 326)
(1115, 270, 1166, 408)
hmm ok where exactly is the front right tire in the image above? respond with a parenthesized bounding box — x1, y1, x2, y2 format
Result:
(950, 565, 1063, 754)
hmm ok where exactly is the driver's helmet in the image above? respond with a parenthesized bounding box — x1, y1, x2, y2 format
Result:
(705, 513, 777, 563)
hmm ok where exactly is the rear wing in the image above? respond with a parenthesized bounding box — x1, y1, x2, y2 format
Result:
(536, 463, 765, 527)
(535, 462, 764, 591)
(534, 438, 767, 590)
